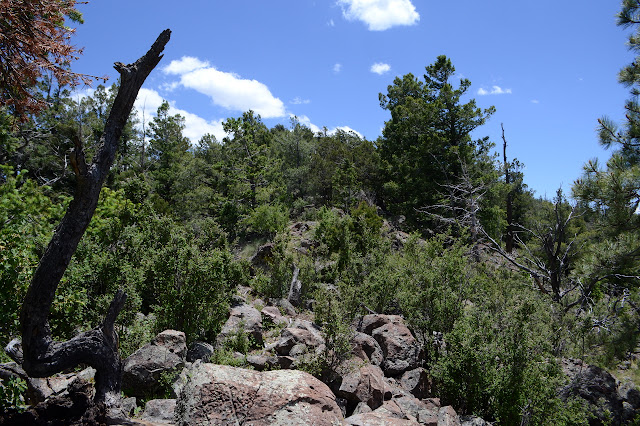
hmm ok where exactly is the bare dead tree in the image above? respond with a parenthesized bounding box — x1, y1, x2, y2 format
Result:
(502, 123, 515, 253)
(6, 29, 171, 409)
(482, 199, 580, 302)
(417, 158, 488, 260)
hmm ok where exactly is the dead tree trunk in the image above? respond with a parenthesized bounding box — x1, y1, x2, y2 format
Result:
(502, 123, 515, 254)
(12, 29, 171, 408)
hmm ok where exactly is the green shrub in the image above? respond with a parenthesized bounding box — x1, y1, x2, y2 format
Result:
(0, 377, 27, 413)
(244, 203, 289, 238)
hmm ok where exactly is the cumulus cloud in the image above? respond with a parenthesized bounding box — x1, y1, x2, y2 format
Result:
(338, 0, 419, 31)
(370, 62, 391, 75)
(163, 56, 286, 118)
(477, 85, 512, 96)
(134, 88, 226, 142)
(333, 63, 343, 74)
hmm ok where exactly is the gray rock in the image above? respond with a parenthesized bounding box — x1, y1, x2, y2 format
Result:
(560, 358, 623, 425)
(400, 368, 429, 399)
(438, 406, 461, 426)
(357, 314, 403, 335)
(261, 306, 289, 327)
(216, 303, 263, 348)
(120, 396, 137, 417)
(269, 298, 297, 316)
(186, 341, 214, 363)
(141, 398, 176, 424)
(275, 327, 324, 355)
(122, 330, 186, 399)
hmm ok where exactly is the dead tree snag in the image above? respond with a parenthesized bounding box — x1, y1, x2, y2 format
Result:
(10, 29, 171, 408)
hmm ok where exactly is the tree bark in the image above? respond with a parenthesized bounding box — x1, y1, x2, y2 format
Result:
(15, 29, 171, 407)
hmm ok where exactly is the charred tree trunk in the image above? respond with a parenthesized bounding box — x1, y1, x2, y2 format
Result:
(502, 124, 515, 253)
(13, 30, 171, 408)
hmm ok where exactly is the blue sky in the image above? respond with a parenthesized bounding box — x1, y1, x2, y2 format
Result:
(70, 0, 633, 198)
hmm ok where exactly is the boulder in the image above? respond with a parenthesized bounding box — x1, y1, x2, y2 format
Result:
(357, 314, 404, 335)
(460, 415, 492, 426)
(400, 368, 429, 399)
(345, 411, 420, 425)
(186, 341, 214, 363)
(269, 298, 297, 316)
(261, 306, 289, 327)
(438, 405, 461, 426)
(371, 321, 421, 376)
(141, 398, 176, 424)
(275, 327, 324, 356)
(560, 358, 623, 425)
(352, 331, 384, 366)
(174, 363, 344, 425)
(393, 395, 438, 423)
(216, 303, 263, 348)
(251, 242, 274, 269)
(336, 363, 390, 411)
(122, 330, 186, 399)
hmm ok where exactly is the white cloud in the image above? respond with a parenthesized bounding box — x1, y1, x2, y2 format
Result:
(333, 126, 363, 138)
(295, 115, 364, 138)
(477, 85, 512, 96)
(134, 88, 227, 142)
(163, 56, 286, 118)
(291, 97, 311, 105)
(338, 0, 419, 31)
(328, 19, 335, 27)
(295, 115, 322, 134)
(370, 62, 391, 75)
(333, 63, 342, 73)
(531, 99, 540, 104)
(163, 56, 209, 74)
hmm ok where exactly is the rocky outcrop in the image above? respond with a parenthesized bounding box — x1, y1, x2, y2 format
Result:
(122, 330, 187, 399)
(174, 363, 344, 425)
